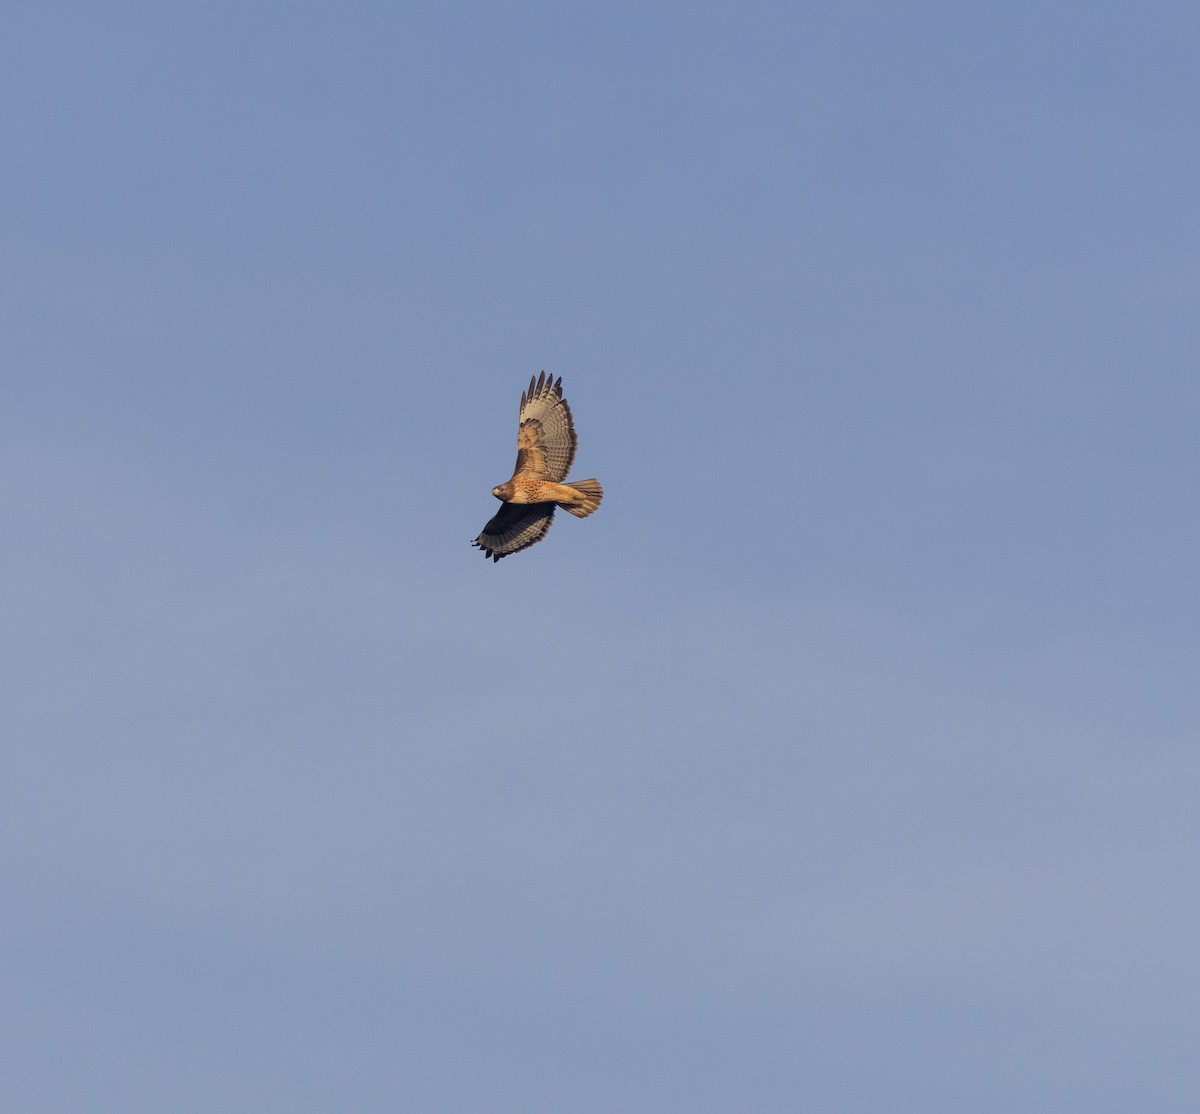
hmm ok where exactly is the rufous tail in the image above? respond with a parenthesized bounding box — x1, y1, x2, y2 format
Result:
(561, 478, 603, 518)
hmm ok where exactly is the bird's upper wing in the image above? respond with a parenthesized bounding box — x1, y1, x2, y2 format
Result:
(512, 372, 577, 481)
(472, 502, 556, 561)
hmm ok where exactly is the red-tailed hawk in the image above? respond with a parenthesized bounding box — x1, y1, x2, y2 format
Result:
(473, 373, 603, 561)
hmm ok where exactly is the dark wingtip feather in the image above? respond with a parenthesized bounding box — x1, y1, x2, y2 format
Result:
(471, 536, 505, 562)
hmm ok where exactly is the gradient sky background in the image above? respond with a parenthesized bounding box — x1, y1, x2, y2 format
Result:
(4, 2, 1199, 1110)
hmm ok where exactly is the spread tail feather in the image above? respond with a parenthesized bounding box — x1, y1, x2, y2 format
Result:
(561, 478, 603, 518)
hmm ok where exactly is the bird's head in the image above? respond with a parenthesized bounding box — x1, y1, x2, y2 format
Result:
(491, 484, 506, 500)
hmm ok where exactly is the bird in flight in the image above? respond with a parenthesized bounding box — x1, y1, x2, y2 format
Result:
(473, 372, 603, 561)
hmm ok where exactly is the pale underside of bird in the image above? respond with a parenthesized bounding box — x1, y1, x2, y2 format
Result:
(472, 372, 603, 561)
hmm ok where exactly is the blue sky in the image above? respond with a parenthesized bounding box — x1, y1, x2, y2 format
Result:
(4, 2, 1199, 1110)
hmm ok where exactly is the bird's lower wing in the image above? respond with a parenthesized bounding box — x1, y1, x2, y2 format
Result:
(472, 502, 556, 561)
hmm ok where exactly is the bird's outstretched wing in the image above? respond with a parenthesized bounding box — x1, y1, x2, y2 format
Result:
(512, 372, 577, 481)
(472, 502, 556, 561)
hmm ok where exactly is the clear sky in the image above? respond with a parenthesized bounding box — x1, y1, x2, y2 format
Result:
(4, 2, 1199, 1110)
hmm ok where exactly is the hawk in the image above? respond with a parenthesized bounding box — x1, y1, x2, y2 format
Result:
(473, 372, 603, 561)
